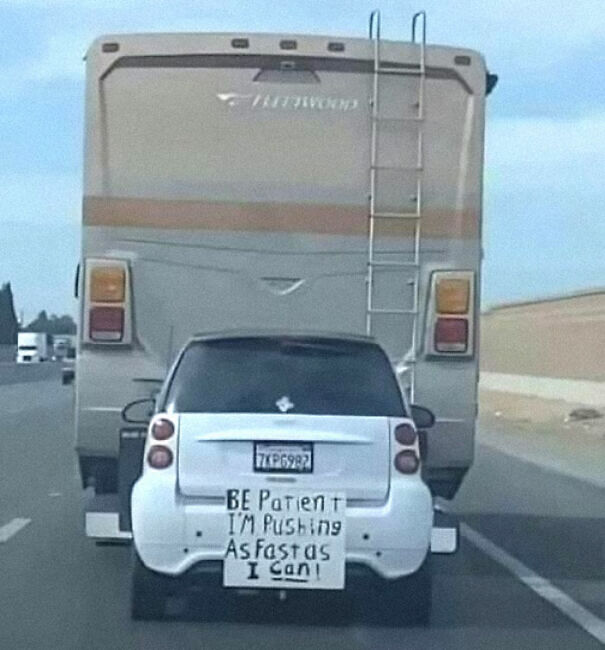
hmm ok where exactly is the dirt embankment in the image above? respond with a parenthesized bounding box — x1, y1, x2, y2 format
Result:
(480, 291, 605, 381)
(479, 291, 605, 449)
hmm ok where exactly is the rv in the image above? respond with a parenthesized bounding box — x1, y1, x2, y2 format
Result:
(17, 332, 50, 363)
(77, 10, 495, 539)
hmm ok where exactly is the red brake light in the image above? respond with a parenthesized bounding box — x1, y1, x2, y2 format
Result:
(395, 423, 417, 446)
(434, 318, 468, 353)
(394, 450, 419, 474)
(151, 419, 174, 441)
(89, 306, 124, 341)
(147, 445, 173, 469)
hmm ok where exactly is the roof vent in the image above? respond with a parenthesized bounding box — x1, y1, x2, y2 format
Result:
(231, 38, 249, 49)
(454, 55, 471, 66)
(280, 39, 297, 50)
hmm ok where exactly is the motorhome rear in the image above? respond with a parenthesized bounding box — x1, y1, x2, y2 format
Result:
(77, 18, 493, 512)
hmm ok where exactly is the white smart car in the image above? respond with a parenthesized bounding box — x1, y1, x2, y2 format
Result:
(130, 332, 437, 621)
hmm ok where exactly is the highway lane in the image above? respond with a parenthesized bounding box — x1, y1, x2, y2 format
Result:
(0, 378, 603, 649)
(0, 362, 59, 386)
(453, 442, 605, 624)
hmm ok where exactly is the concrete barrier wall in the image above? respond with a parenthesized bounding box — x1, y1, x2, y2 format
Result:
(0, 362, 60, 386)
(480, 371, 605, 407)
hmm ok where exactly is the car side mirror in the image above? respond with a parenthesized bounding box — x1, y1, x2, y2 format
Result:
(122, 397, 155, 424)
(411, 404, 435, 429)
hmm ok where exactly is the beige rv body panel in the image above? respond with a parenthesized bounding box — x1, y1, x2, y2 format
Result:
(77, 32, 486, 496)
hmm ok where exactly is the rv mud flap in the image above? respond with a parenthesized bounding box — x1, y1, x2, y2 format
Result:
(118, 426, 147, 532)
(84, 426, 145, 540)
(431, 508, 459, 554)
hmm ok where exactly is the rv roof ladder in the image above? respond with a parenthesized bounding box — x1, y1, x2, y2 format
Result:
(366, 9, 427, 400)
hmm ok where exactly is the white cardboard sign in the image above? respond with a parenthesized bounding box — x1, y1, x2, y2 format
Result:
(223, 488, 346, 590)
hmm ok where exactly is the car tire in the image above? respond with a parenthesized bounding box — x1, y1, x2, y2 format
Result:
(131, 550, 171, 620)
(383, 555, 432, 626)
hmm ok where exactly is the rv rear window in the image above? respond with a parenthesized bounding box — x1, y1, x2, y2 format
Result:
(164, 337, 405, 417)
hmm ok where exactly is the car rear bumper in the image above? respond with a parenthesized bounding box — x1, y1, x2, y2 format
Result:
(131, 476, 433, 581)
(139, 559, 424, 597)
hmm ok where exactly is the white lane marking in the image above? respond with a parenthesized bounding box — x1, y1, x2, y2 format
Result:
(461, 523, 605, 645)
(0, 518, 31, 543)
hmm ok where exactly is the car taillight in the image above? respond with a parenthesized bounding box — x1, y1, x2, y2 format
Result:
(89, 306, 124, 341)
(434, 318, 468, 353)
(395, 423, 417, 446)
(394, 450, 419, 474)
(147, 445, 173, 469)
(151, 419, 174, 441)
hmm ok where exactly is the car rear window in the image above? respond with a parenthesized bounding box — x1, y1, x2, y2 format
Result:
(164, 337, 405, 417)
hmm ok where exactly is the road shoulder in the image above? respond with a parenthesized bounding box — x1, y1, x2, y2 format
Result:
(478, 389, 605, 489)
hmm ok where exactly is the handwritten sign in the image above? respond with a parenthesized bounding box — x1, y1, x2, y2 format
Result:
(223, 488, 346, 589)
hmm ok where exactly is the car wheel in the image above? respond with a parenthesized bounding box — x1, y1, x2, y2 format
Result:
(131, 550, 171, 620)
(383, 555, 432, 626)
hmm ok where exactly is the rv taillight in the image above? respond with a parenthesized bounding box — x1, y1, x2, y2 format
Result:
(84, 259, 132, 346)
(434, 318, 468, 353)
(428, 271, 475, 357)
(436, 278, 469, 314)
(90, 267, 125, 302)
(151, 419, 174, 441)
(89, 307, 124, 342)
(147, 445, 173, 470)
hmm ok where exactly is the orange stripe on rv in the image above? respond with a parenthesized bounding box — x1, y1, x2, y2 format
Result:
(83, 197, 479, 239)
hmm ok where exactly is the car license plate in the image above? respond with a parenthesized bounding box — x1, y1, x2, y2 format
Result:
(253, 442, 313, 474)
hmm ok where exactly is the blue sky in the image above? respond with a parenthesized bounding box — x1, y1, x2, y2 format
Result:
(1, 0, 604, 319)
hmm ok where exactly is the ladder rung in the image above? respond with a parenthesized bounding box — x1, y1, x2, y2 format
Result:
(376, 66, 425, 76)
(368, 308, 417, 315)
(371, 164, 423, 172)
(369, 261, 419, 269)
(371, 211, 421, 220)
(373, 116, 423, 123)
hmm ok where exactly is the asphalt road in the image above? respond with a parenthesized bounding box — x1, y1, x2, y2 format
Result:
(0, 361, 59, 386)
(0, 375, 603, 649)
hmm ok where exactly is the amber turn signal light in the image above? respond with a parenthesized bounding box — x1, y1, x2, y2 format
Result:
(436, 278, 469, 314)
(90, 267, 125, 303)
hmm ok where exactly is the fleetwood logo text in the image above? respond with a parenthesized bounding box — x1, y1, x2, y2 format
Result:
(217, 92, 359, 112)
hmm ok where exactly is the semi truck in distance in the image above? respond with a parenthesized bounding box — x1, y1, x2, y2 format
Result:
(76, 9, 496, 539)
(17, 332, 51, 363)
